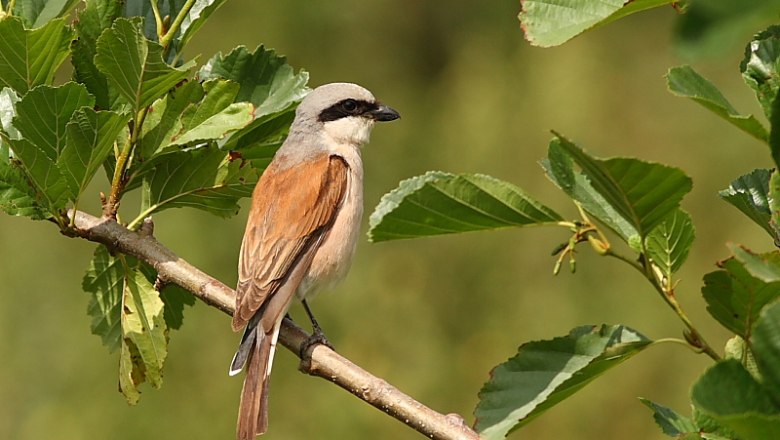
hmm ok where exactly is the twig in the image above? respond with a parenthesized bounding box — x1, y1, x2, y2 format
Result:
(67, 209, 478, 440)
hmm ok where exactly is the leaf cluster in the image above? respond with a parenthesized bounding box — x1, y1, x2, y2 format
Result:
(0, 0, 308, 403)
(368, 10, 780, 440)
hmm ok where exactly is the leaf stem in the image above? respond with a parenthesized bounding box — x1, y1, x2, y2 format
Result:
(107, 108, 148, 217)
(651, 337, 707, 354)
(5, 0, 16, 15)
(609, 251, 721, 361)
(150, 0, 165, 42)
(159, 0, 197, 50)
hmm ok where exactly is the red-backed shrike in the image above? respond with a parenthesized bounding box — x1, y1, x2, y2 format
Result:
(228, 83, 399, 439)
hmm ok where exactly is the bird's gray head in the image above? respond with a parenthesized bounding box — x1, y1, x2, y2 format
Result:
(292, 83, 400, 147)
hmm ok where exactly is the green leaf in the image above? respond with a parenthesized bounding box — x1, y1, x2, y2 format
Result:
(174, 0, 228, 53)
(645, 209, 695, 278)
(753, 300, 780, 405)
(0, 141, 47, 218)
(136, 262, 194, 330)
(72, 0, 124, 110)
(95, 17, 194, 112)
(120, 263, 167, 397)
(518, 0, 675, 48)
(13, 83, 95, 160)
(729, 244, 780, 283)
(137, 80, 203, 159)
(0, 17, 74, 94)
(169, 80, 253, 147)
(58, 108, 130, 203)
(82, 245, 124, 353)
(638, 398, 699, 437)
(474, 325, 651, 439)
(771, 171, 780, 244)
(11, 0, 80, 28)
(667, 65, 768, 143)
(545, 134, 692, 245)
(158, 284, 195, 330)
(119, 336, 142, 405)
(741, 26, 780, 119)
(219, 106, 295, 173)
(138, 146, 258, 218)
(7, 138, 71, 212)
(692, 360, 780, 440)
(199, 45, 308, 117)
(368, 172, 563, 243)
(542, 147, 638, 243)
(720, 169, 776, 240)
(702, 252, 780, 339)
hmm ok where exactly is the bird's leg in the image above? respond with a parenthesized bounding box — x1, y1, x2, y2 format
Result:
(299, 299, 334, 358)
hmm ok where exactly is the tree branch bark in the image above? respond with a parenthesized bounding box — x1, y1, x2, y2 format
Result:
(67, 210, 479, 440)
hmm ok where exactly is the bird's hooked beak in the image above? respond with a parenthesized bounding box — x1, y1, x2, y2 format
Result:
(369, 104, 400, 122)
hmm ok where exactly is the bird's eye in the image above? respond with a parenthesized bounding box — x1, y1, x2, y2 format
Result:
(341, 99, 358, 113)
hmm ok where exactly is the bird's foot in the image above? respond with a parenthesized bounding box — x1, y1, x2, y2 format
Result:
(298, 326, 335, 359)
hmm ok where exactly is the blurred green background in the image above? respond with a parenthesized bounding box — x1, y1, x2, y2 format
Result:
(0, 2, 776, 439)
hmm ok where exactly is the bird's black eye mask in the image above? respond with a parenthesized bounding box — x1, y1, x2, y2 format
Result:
(318, 99, 378, 122)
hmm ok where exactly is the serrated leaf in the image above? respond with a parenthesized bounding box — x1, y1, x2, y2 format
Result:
(692, 359, 780, 440)
(638, 398, 699, 437)
(368, 172, 562, 242)
(158, 284, 195, 330)
(667, 65, 768, 143)
(545, 134, 691, 247)
(121, 265, 167, 393)
(138, 146, 258, 217)
(136, 262, 194, 330)
(0, 141, 47, 218)
(82, 245, 124, 352)
(170, 80, 253, 146)
(137, 80, 203, 158)
(7, 138, 71, 212)
(95, 17, 194, 112)
(0, 17, 74, 94)
(11, 0, 80, 28)
(542, 149, 638, 243)
(518, 0, 675, 48)
(720, 169, 776, 240)
(13, 83, 95, 160)
(118, 337, 141, 405)
(72, 0, 124, 110)
(58, 108, 129, 203)
(741, 25, 780, 119)
(702, 252, 780, 339)
(175, 0, 227, 53)
(139, 80, 252, 158)
(729, 244, 780, 283)
(645, 209, 695, 278)
(753, 301, 780, 405)
(220, 108, 294, 166)
(474, 325, 651, 439)
(199, 45, 308, 117)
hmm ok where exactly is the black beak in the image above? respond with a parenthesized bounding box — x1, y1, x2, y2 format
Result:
(370, 104, 400, 122)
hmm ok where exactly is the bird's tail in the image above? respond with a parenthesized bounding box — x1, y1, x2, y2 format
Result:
(236, 323, 280, 439)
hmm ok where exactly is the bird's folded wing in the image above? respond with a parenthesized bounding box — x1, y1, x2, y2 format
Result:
(232, 153, 349, 331)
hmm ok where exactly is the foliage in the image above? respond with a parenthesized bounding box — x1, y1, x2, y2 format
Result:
(2, 0, 780, 439)
(0, 0, 308, 404)
(368, 3, 780, 438)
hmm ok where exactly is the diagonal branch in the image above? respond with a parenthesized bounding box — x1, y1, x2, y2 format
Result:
(66, 210, 478, 440)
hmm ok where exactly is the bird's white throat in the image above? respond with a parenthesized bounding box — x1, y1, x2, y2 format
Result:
(322, 116, 375, 147)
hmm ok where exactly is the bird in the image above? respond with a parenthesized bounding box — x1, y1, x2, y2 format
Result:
(228, 82, 400, 439)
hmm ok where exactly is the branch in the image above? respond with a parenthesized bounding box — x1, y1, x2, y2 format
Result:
(67, 210, 478, 440)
